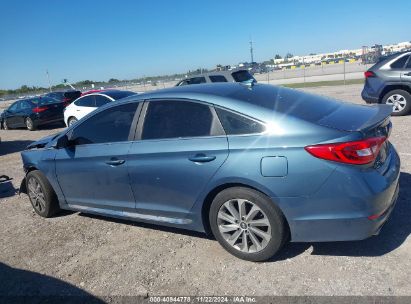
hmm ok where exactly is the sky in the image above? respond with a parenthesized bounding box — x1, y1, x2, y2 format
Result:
(0, 0, 410, 89)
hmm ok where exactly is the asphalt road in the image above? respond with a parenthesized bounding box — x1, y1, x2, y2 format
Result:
(0, 84, 410, 297)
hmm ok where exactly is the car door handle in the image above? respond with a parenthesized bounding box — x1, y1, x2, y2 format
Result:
(189, 154, 216, 163)
(404, 72, 411, 76)
(105, 159, 125, 166)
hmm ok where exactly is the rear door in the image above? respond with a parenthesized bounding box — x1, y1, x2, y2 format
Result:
(55, 102, 140, 210)
(127, 99, 229, 220)
(37, 97, 66, 121)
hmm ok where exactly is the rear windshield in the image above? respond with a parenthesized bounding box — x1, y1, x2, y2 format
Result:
(30, 96, 62, 106)
(231, 70, 256, 83)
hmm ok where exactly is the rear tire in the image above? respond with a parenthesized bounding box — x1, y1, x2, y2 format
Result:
(26, 170, 60, 218)
(68, 117, 78, 127)
(209, 187, 287, 262)
(382, 89, 411, 116)
(25, 117, 37, 131)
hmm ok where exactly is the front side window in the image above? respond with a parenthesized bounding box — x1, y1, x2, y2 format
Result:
(215, 108, 265, 135)
(209, 75, 228, 83)
(187, 77, 206, 85)
(8, 102, 20, 112)
(75, 96, 95, 107)
(391, 55, 410, 69)
(142, 100, 221, 140)
(70, 103, 138, 145)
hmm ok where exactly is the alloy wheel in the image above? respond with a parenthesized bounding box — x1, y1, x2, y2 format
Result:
(27, 177, 46, 213)
(386, 94, 407, 113)
(26, 118, 34, 130)
(217, 199, 272, 253)
(69, 118, 78, 127)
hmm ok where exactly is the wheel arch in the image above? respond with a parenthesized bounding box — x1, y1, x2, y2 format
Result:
(379, 84, 411, 102)
(200, 182, 291, 237)
(19, 165, 39, 194)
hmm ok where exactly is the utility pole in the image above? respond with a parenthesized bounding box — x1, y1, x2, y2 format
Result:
(46, 69, 52, 92)
(249, 37, 254, 63)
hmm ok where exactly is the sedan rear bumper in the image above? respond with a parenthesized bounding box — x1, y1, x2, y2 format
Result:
(287, 183, 399, 242)
(278, 145, 401, 242)
(361, 89, 379, 104)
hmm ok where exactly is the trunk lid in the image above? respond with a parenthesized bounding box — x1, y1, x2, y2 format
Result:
(316, 103, 392, 132)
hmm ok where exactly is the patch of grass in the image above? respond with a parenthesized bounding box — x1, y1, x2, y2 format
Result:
(281, 78, 364, 88)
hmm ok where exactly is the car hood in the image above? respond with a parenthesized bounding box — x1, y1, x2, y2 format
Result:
(26, 133, 60, 150)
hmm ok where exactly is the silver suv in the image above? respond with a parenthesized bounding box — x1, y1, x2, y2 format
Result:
(176, 69, 256, 86)
(362, 51, 411, 116)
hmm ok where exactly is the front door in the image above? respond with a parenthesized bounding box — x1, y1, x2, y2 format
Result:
(55, 102, 140, 210)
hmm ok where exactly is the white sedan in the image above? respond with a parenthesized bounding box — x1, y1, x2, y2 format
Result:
(64, 90, 136, 127)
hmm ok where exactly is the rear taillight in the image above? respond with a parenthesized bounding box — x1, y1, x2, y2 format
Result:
(32, 106, 49, 113)
(305, 137, 386, 165)
(364, 71, 376, 78)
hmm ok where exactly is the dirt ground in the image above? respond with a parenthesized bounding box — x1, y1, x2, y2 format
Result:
(0, 84, 410, 297)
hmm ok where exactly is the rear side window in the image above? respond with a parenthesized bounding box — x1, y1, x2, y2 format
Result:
(142, 100, 221, 140)
(70, 103, 138, 145)
(231, 70, 256, 83)
(391, 55, 410, 69)
(20, 101, 32, 109)
(216, 108, 265, 135)
(209, 75, 228, 83)
(75, 96, 95, 107)
(95, 95, 111, 107)
(406, 57, 411, 69)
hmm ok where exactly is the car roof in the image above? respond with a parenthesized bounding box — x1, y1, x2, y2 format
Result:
(85, 90, 136, 100)
(183, 68, 249, 79)
(120, 82, 346, 124)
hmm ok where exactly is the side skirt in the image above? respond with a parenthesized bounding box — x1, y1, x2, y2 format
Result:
(67, 204, 192, 225)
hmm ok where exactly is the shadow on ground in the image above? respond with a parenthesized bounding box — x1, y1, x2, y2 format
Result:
(0, 140, 33, 156)
(81, 172, 411, 261)
(0, 176, 17, 199)
(0, 262, 104, 302)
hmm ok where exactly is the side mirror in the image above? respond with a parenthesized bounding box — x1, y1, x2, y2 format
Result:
(56, 135, 72, 149)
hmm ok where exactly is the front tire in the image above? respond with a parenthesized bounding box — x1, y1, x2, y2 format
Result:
(25, 117, 37, 131)
(3, 120, 9, 130)
(26, 170, 60, 218)
(382, 89, 411, 116)
(209, 187, 287, 262)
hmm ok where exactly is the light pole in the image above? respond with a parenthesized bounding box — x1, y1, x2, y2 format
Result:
(46, 69, 52, 92)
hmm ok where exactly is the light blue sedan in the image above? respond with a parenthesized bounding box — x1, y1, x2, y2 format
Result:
(20, 83, 400, 261)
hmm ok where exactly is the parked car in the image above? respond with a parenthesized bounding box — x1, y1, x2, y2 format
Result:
(20, 83, 399, 261)
(63, 90, 135, 127)
(43, 90, 82, 105)
(1, 96, 67, 131)
(362, 51, 411, 116)
(176, 69, 256, 86)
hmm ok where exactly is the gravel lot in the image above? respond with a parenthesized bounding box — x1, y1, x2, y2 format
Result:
(0, 84, 410, 297)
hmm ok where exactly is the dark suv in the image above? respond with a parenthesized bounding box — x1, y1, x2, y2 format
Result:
(362, 51, 411, 116)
